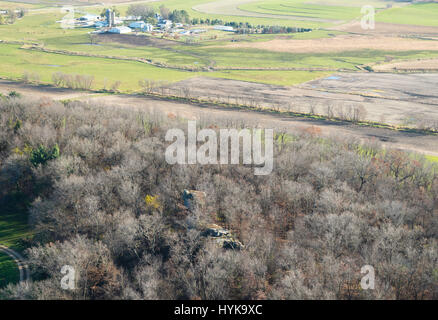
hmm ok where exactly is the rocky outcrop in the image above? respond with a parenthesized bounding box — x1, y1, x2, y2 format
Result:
(202, 224, 244, 250)
(182, 190, 243, 250)
(182, 189, 206, 211)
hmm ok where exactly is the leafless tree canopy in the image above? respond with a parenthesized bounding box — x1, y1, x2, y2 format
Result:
(0, 96, 437, 300)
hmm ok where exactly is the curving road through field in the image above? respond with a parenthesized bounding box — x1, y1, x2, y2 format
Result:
(0, 245, 30, 284)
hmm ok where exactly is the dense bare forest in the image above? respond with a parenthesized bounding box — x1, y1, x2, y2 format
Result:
(0, 95, 437, 300)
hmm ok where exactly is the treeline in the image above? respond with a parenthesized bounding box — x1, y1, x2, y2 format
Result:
(125, 3, 310, 34)
(126, 4, 190, 24)
(52, 72, 94, 90)
(190, 18, 312, 34)
(22, 71, 91, 89)
(236, 26, 312, 34)
(0, 96, 437, 300)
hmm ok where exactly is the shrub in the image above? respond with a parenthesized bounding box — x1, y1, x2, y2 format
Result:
(30, 144, 60, 167)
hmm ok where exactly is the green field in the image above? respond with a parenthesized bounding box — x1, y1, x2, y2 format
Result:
(426, 154, 438, 164)
(0, 193, 31, 251)
(0, 44, 200, 91)
(4, 41, 438, 89)
(0, 0, 437, 88)
(0, 0, 44, 10)
(0, 43, 340, 87)
(0, 11, 86, 43)
(376, 3, 438, 27)
(0, 252, 19, 288)
(238, 0, 363, 22)
(185, 46, 438, 70)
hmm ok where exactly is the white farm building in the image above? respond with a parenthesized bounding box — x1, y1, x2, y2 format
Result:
(214, 26, 234, 32)
(158, 20, 172, 30)
(108, 26, 132, 34)
(129, 21, 153, 32)
(79, 14, 100, 22)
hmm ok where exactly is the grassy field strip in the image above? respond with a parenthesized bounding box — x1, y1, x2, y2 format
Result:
(0, 252, 19, 288)
(193, 0, 338, 23)
(23, 44, 341, 72)
(376, 3, 438, 27)
(0, 43, 339, 88)
(0, 196, 31, 252)
(426, 154, 438, 164)
(4, 41, 438, 88)
(0, 43, 200, 92)
(0, 245, 29, 283)
(0, 209, 30, 251)
(22, 45, 205, 71)
(187, 46, 438, 70)
(237, 0, 363, 22)
(304, 0, 398, 7)
(0, 1, 45, 10)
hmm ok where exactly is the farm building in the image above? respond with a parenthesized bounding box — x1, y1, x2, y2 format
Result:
(158, 20, 172, 30)
(126, 15, 142, 21)
(190, 29, 206, 34)
(214, 26, 234, 32)
(79, 14, 100, 22)
(108, 26, 132, 34)
(95, 21, 108, 28)
(129, 21, 153, 32)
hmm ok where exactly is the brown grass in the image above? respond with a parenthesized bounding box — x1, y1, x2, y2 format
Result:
(220, 35, 438, 53)
(373, 58, 438, 71)
(330, 21, 438, 35)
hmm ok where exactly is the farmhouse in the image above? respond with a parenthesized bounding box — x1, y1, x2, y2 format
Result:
(108, 26, 132, 34)
(158, 19, 172, 30)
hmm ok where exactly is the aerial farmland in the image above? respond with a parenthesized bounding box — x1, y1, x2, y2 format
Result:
(0, 0, 438, 304)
